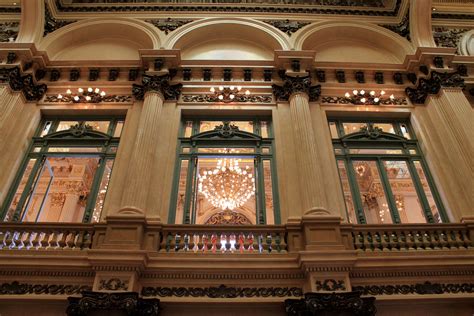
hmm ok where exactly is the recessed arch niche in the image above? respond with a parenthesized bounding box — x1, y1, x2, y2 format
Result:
(296, 22, 413, 64)
(169, 20, 287, 60)
(40, 19, 159, 61)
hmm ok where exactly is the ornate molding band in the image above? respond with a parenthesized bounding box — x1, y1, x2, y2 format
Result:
(98, 278, 129, 291)
(381, 9, 410, 40)
(321, 96, 408, 105)
(6, 66, 47, 101)
(44, 3, 77, 36)
(353, 282, 474, 296)
(182, 94, 272, 103)
(263, 20, 310, 36)
(433, 27, 470, 54)
(145, 18, 192, 34)
(0, 21, 19, 42)
(272, 74, 321, 102)
(0, 281, 91, 295)
(315, 279, 346, 292)
(141, 285, 303, 298)
(405, 70, 465, 104)
(44, 94, 132, 103)
(132, 73, 182, 101)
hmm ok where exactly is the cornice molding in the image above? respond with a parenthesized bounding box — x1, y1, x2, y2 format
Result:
(44, 2, 77, 37)
(353, 282, 474, 296)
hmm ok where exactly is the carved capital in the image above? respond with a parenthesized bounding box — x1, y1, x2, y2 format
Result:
(406, 70, 465, 104)
(6, 66, 47, 101)
(272, 75, 321, 102)
(132, 73, 182, 101)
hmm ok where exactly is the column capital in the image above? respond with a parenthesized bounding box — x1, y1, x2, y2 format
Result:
(6, 66, 47, 101)
(132, 73, 182, 101)
(272, 74, 321, 102)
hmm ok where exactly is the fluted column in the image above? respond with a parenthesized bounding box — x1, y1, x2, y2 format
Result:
(273, 75, 329, 215)
(117, 74, 182, 217)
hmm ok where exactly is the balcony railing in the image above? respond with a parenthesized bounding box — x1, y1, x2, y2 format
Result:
(349, 224, 472, 252)
(0, 223, 94, 250)
(158, 225, 288, 253)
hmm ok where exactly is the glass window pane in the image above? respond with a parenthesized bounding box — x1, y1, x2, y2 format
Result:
(329, 122, 338, 138)
(383, 160, 427, 223)
(413, 161, 442, 223)
(349, 149, 403, 155)
(113, 121, 124, 137)
(21, 157, 101, 223)
(337, 160, 357, 224)
(91, 159, 114, 223)
(47, 147, 103, 153)
(260, 121, 269, 138)
(183, 121, 193, 137)
(4, 158, 37, 221)
(197, 147, 255, 154)
(400, 123, 411, 139)
(342, 122, 395, 135)
(56, 121, 78, 132)
(263, 160, 274, 225)
(195, 155, 256, 225)
(199, 121, 254, 133)
(353, 161, 393, 224)
(39, 121, 53, 137)
(56, 121, 109, 133)
(174, 160, 189, 224)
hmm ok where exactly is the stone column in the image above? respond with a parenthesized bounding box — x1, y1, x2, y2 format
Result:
(273, 75, 329, 215)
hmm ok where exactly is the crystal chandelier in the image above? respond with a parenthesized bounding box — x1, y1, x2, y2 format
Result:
(210, 86, 250, 102)
(57, 87, 106, 103)
(344, 90, 394, 105)
(198, 149, 255, 211)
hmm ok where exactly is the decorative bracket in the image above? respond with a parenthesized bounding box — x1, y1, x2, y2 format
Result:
(272, 72, 321, 102)
(132, 73, 182, 101)
(6, 66, 47, 101)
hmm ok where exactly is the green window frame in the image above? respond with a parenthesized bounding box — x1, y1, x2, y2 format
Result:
(1, 117, 124, 223)
(330, 118, 447, 224)
(169, 117, 280, 225)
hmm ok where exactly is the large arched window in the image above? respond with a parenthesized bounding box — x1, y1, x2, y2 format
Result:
(169, 118, 280, 225)
(330, 119, 447, 224)
(1, 117, 123, 223)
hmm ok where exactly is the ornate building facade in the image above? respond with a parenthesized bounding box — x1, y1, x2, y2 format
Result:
(0, 0, 473, 315)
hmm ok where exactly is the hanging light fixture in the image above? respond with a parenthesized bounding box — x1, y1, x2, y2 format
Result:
(344, 90, 395, 105)
(197, 149, 255, 211)
(57, 87, 106, 103)
(209, 86, 250, 103)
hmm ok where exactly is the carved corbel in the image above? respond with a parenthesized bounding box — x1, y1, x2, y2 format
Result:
(132, 72, 182, 101)
(272, 73, 321, 102)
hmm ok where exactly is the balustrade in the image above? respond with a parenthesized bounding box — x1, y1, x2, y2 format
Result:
(0, 223, 94, 250)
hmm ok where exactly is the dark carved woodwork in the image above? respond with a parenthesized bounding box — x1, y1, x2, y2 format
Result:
(315, 279, 346, 292)
(264, 19, 310, 36)
(381, 9, 410, 40)
(355, 71, 365, 83)
(244, 69, 252, 81)
(66, 291, 160, 316)
(0, 281, 91, 295)
(23, 62, 32, 71)
(322, 96, 407, 106)
(374, 71, 384, 84)
(108, 69, 119, 81)
(182, 94, 272, 103)
(88, 69, 99, 81)
(45, 94, 132, 103)
(145, 18, 192, 35)
(407, 73, 417, 85)
(457, 64, 467, 76)
(7, 67, 47, 101)
(6, 52, 16, 64)
(419, 65, 429, 75)
(70, 69, 80, 81)
(432, 27, 468, 54)
(264, 69, 273, 82)
(272, 73, 321, 102)
(203, 68, 212, 81)
(353, 282, 474, 295)
(98, 278, 128, 291)
(44, 3, 76, 36)
(132, 73, 182, 101)
(50, 69, 60, 81)
(223, 68, 232, 81)
(0, 22, 19, 42)
(182, 68, 191, 81)
(315, 69, 326, 82)
(285, 292, 376, 316)
(393, 72, 403, 84)
(469, 88, 474, 97)
(336, 70, 345, 83)
(433, 56, 444, 68)
(35, 69, 46, 81)
(405, 70, 465, 104)
(129, 68, 139, 81)
(291, 60, 301, 72)
(154, 58, 164, 71)
(142, 284, 303, 298)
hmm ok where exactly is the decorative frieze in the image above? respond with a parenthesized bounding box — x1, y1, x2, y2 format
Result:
(263, 20, 310, 36)
(381, 9, 410, 40)
(0, 281, 91, 295)
(315, 279, 346, 292)
(98, 278, 129, 291)
(182, 94, 272, 103)
(321, 96, 408, 105)
(405, 70, 465, 104)
(6, 66, 47, 101)
(272, 74, 321, 102)
(44, 3, 76, 36)
(353, 282, 474, 296)
(0, 21, 19, 42)
(132, 73, 182, 101)
(145, 18, 192, 34)
(432, 27, 470, 54)
(44, 94, 132, 103)
(141, 284, 303, 298)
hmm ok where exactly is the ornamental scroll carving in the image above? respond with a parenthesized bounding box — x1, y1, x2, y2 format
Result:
(405, 70, 465, 104)
(132, 73, 182, 101)
(0, 281, 91, 295)
(145, 18, 192, 34)
(272, 73, 321, 102)
(353, 282, 473, 295)
(204, 210, 253, 225)
(6, 67, 47, 101)
(98, 278, 129, 291)
(263, 20, 310, 36)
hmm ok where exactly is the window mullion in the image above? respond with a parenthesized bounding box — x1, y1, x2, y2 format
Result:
(256, 156, 265, 224)
(346, 159, 367, 224)
(183, 156, 197, 224)
(377, 158, 401, 224)
(406, 160, 435, 223)
(82, 157, 107, 223)
(15, 157, 46, 222)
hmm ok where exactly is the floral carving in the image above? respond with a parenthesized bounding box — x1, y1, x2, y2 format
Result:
(272, 73, 321, 102)
(0, 281, 91, 295)
(6, 67, 47, 101)
(405, 70, 465, 104)
(44, 94, 132, 103)
(433, 27, 469, 54)
(98, 278, 129, 291)
(353, 282, 473, 296)
(360, 123, 384, 139)
(0, 22, 19, 42)
(132, 73, 182, 101)
(264, 20, 310, 36)
(204, 209, 253, 225)
(145, 18, 192, 34)
(315, 279, 346, 292)
(381, 10, 410, 40)
(181, 94, 272, 103)
(44, 3, 76, 36)
(321, 96, 408, 106)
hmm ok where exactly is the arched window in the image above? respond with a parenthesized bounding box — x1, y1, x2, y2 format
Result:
(170, 118, 280, 225)
(1, 117, 123, 223)
(330, 119, 447, 224)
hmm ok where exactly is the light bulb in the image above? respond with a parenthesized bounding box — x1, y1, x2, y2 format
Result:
(57, 94, 63, 99)
(381, 90, 386, 95)
(219, 86, 224, 91)
(73, 96, 80, 101)
(100, 91, 106, 96)
(374, 97, 380, 102)
(230, 94, 235, 99)
(360, 90, 365, 95)
(218, 95, 224, 100)
(237, 86, 242, 91)
(345, 92, 350, 98)
(230, 86, 234, 90)
(360, 98, 366, 103)
(78, 88, 84, 93)
(85, 96, 91, 101)
(370, 91, 375, 96)
(245, 90, 250, 95)
(390, 94, 395, 100)
(210, 87, 215, 92)
(95, 88, 100, 93)
(88, 87, 93, 92)
(353, 90, 358, 95)
(66, 89, 72, 94)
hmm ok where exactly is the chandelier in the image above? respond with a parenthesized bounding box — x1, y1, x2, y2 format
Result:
(344, 90, 394, 105)
(197, 149, 255, 210)
(210, 86, 250, 102)
(57, 87, 106, 103)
